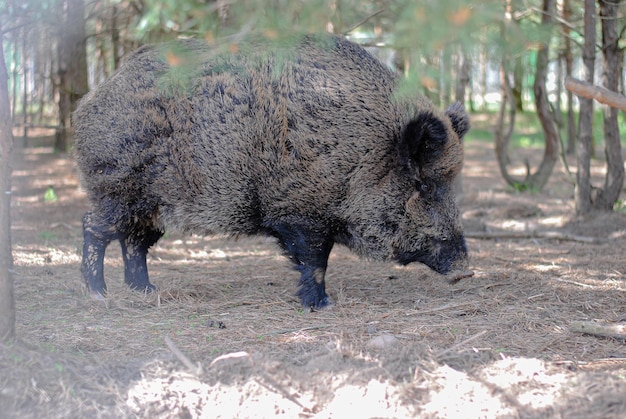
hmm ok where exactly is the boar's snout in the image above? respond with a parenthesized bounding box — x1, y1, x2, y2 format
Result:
(395, 233, 468, 274)
(436, 234, 469, 274)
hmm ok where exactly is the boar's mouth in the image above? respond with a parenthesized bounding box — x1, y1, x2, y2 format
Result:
(394, 235, 468, 274)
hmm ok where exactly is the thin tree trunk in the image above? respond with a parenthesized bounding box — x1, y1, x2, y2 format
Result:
(479, 32, 487, 111)
(111, 5, 120, 70)
(575, 0, 595, 215)
(21, 28, 28, 141)
(452, 50, 470, 197)
(512, 56, 524, 112)
(562, 0, 576, 155)
(494, 58, 520, 187)
(0, 29, 16, 344)
(594, 0, 623, 210)
(529, 0, 559, 190)
(495, 0, 559, 192)
(455, 49, 470, 104)
(11, 33, 18, 126)
(56, 0, 89, 152)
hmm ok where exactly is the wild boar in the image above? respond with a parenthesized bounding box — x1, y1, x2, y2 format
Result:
(73, 34, 470, 309)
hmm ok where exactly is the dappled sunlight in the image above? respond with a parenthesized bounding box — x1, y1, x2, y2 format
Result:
(539, 215, 568, 228)
(13, 245, 81, 266)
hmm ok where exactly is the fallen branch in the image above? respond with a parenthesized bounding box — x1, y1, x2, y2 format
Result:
(465, 230, 603, 244)
(405, 301, 478, 316)
(570, 321, 626, 339)
(446, 270, 475, 284)
(564, 77, 626, 111)
(262, 324, 331, 336)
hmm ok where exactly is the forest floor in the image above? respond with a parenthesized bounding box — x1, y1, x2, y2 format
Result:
(1, 127, 625, 418)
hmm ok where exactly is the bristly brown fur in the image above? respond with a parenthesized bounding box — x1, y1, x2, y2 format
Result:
(73, 34, 470, 308)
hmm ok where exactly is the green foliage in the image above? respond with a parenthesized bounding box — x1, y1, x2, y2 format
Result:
(132, 0, 505, 56)
(392, 1, 502, 53)
(614, 199, 626, 215)
(38, 231, 57, 243)
(134, 0, 343, 41)
(43, 186, 57, 203)
(509, 181, 540, 194)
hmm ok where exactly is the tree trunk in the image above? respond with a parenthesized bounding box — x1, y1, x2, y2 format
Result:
(594, 0, 623, 210)
(562, 0, 576, 155)
(479, 32, 487, 111)
(439, 47, 452, 108)
(0, 29, 16, 344)
(494, 58, 520, 187)
(11, 33, 18, 126)
(21, 28, 29, 141)
(495, 0, 559, 192)
(529, 0, 559, 190)
(575, 0, 595, 215)
(452, 50, 470, 197)
(512, 56, 524, 112)
(111, 5, 121, 70)
(455, 49, 470, 104)
(55, 0, 89, 152)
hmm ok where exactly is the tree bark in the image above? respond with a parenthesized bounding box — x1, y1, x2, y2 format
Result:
(512, 56, 524, 112)
(455, 49, 470, 104)
(494, 0, 559, 192)
(565, 77, 626, 112)
(494, 59, 520, 187)
(0, 28, 16, 343)
(594, 0, 624, 211)
(55, 0, 89, 152)
(111, 5, 121, 70)
(562, 0, 576, 155)
(528, 0, 559, 190)
(21, 28, 29, 141)
(575, 0, 596, 215)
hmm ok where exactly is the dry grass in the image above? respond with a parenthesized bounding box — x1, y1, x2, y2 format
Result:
(2, 137, 626, 418)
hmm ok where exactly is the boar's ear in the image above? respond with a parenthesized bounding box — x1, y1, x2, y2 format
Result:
(401, 111, 448, 170)
(445, 102, 470, 138)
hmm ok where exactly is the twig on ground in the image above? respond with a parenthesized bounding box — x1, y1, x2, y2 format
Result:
(405, 301, 477, 316)
(556, 278, 594, 288)
(262, 324, 331, 336)
(570, 321, 626, 339)
(466, 231, 603, 243)
(447, 270, 475, 284)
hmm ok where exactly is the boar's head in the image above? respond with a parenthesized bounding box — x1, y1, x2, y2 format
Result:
(339, 102, 470, 275)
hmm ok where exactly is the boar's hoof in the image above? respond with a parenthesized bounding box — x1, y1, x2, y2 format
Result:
(308, 297, 334, 312)
(298, 290, 332, 310)
(89, 290, 107, 301)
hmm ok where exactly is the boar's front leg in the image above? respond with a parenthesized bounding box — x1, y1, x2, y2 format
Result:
(119, 226, 163, 292)
(269, 222, 334, 309)
(81, 211, 119, 298)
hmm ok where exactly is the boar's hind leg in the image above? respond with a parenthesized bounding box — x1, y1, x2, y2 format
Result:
(119, 226, 163, 292)
(270, 223, 334, 309)
(81, 211, 119, 298)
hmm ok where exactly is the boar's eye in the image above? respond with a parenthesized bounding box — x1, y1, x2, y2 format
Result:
(416, 179, 436, 199)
